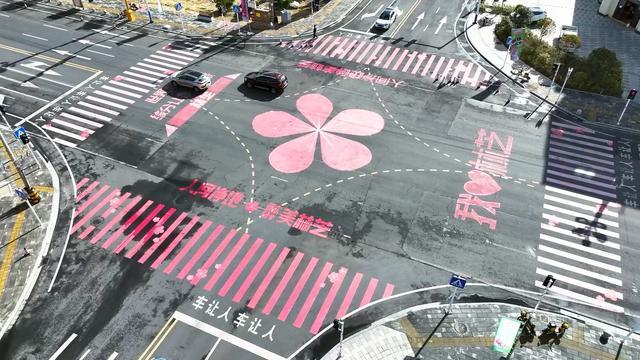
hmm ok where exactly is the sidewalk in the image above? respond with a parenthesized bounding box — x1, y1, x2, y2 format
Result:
(320, 302, 640, 360)
(465, 13, 640, 129)
(0, 128, 59, 339)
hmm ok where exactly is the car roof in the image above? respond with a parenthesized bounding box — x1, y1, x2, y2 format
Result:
(182, 70, 203, 77)
(382, 7, 394, 12)
(256, 70, 284, 77)
(528, 6, 544, 11)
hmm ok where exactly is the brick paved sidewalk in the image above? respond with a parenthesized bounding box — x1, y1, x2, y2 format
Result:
(0, 129, 59, 339)
(321, 303, 640, 360)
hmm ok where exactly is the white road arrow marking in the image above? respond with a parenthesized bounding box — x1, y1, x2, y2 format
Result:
(52, 49, 92, 60)
(91, 29, 131, 39)
(20, 61, 61, 76)
(20, 81, 39, 89)
(434, 16, 447, 34)
(75, 39, 112, 49)
(411, 12, 425, 30)
(423, 23, 429, 31)
(361, 5, 383, 20)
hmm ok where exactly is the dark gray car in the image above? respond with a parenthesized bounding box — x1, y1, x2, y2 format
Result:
(171, 70, 211, 91)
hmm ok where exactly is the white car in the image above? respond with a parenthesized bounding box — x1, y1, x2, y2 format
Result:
(374, 7, 398, 30)
(529, 6, 547, 23)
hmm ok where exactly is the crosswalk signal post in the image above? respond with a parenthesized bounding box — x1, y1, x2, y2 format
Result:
(533, 275, 555, 313)
(618, 88, 637, 125)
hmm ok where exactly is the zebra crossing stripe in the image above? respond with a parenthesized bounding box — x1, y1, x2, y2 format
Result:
(541, 213, 620, 240)
(77, 101, 120, 116)
(123, 70, 163, 82)
(536, 268, 623, 300)
(543, 194, 618, 217)
(136, 62, 173, 73)
(543, 203, 619, 228)
(538, 244, 621, 273)
(51, 118, 95, 133)
(539, 231, 621, 261)
(550, 139, 614, 159)
(551, 133, 613, 151)
(538, 256, 622, 286)
(108, 80, 150, 93)
(534, 280, 624, 313)
(86, 95, 128, 110)
(68, 107, 112, 122)
(392, 49, 408, 71)
(545, 186, 620, 206)
(347, 41, 366, 61)
(43, 124, 87, 141)
(60, 112, 103, 128)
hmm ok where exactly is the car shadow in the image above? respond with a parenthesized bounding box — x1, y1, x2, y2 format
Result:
(161, 82, 205, 100)
(236, 84, 281, 102)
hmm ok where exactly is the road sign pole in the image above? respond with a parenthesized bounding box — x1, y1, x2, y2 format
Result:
(617, 99, 631, 125)
(338, 319, 344, 359)
(446, 287, 458, 314)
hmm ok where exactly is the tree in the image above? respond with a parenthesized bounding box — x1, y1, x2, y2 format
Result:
(584, 48, 623, 96)
(494, 17, 512, 44)
(559, 34, 581, 50)
(537, 17, 555, 37)
(275, 0, 294, 9)
(511, 5, 531, 28)
(214, 0, 234, 14)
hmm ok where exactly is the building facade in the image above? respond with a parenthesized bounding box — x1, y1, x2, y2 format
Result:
(599, 0, 640, 31)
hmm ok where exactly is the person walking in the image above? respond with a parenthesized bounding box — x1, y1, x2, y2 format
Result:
(313, 24, 317, 39)
(23, 247, 30, 257)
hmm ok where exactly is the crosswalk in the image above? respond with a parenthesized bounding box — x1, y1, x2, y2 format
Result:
(43, 42, 205, 148)
(279, 34, 492, 88)
(537, 120, 624, 312)
(73, 177, 394, 334)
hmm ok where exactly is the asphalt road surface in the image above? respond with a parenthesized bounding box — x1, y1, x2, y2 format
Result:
(1, 0, 639, 359)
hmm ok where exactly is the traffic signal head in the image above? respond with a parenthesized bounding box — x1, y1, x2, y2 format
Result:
(542, 274, 555, 288)
(552, 63, 560, 72)
(19, 133, 30, 145)
(628, 89, 637, 100)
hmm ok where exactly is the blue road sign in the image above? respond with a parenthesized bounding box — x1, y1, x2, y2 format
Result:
(175, 2, 182, 11)
(13, 126, 27, 140)
(506, 36, 513, 46)
(15, 188, 28, 201)
(449, 274, 466, 289)
(232, 4, 241, 13)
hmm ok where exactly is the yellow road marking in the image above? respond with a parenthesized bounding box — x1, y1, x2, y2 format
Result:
(0, 210, 26, 298)
(33, 185, 54, 193)
(0, 43, 99, 73)
(138, 317, 177, 360)
(389, 0, 423, 38)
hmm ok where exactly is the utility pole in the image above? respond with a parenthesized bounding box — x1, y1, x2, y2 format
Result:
(0, 95, 40, 204)
(474, 0, 481, 24)
(546, 63, 561, 99)
(554, 67, 573, 105)
(617, 89, 637, 125)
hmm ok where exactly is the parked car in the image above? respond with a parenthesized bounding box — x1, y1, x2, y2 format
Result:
(373, 7, 398, 30)
(244, 71, 288, 93)
(528, 6, 547, 23)
(171, 70, 211, 91)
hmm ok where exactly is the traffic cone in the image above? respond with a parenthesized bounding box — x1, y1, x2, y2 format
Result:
(26, 187, 41, 205)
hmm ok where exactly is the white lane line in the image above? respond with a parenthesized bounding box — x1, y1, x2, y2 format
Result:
(85, 95, 128, 110)
(51, 118, 95, 133)
(101, 85, 143, 98)
(87, 49, 114, 57)
(106, 352, 118, 360)
(78, 349, 91, 360)
(2, 67, 73, 88)
(49, 333, 78, 360)
(270, 176, 288, 182)
(68, 106, 112, 122)
(60, 112, 103, 128)
(0, 13, 9, 18)
(43, 124, 87, 141)
(204, 338, 222, 360)
(536, 268, 623, 300)
(537, 256, 622, 286)
(52, 137, 77, 148)
(22, 33, 48, 41)
(93, 90, 136, 104)
(538, 244, 621, 273)
(43, 23, 68, 31)
(0, 85, 48, 102)
(77, 101, 120, 116)
(92, 28, 132, 39)
(108, 80, 149, 93)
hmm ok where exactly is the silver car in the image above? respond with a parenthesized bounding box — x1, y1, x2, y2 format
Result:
(171, 70, 211, 91)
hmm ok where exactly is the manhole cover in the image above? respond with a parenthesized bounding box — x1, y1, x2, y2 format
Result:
(453, 321, 469, 335)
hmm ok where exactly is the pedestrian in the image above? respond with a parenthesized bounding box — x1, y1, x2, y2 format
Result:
(23, 247, 30, 257)
(312, 24, 317, 39)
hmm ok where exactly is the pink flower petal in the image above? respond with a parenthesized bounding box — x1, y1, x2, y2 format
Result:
(269, 132, 318, 173)
(319, 132, 372, 171)
(322, 109, 385, 136)
(296, 93, 333, 128)
(253, 111, 315, 138)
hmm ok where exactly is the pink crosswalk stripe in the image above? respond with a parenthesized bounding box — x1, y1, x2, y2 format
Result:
(248, 247, 291, 310)
(355, 43, 375, 63)
(90, 196, 142, 245)
(75, 177, 90, 191)
(102, 199, 154, 250)
(392, 49, 408, 71)
(138, 212, 188, 264)
(310, 267, 348, 334)
(164, 220, 212, 274)
(218, 237, 264, 297)
(452, 60, 468, 80)
(412, 53, 428, 75)
(262, 251, 304, 315)
(114, 203, 165, 254)
(293, 262, 334, 328)
(374, 46, 392, 67)
(364, 44, 383, 65)
(322, 37, 342, 56)
(312, 35, 334, 54)
(125, 207, 176, 259)
(462, 62, 475, 85)
(441, 58, 456, 78)
(336, 272, 362, 318)
(331, 37, 351, 58)
(233, 242, 277, 303)
(402, 51, 417, 72)
(382, 283, 394, 298)
(383, 48, 400, 69)
(177, 224, 225, 280)
(74, 184, 111, 218)
(190, 229, 238, 286)
(348, 41, 367, 62)
(339, 39, 359, 60)
(100, 192, 131, 219)
(359, 278, 379, 308)
(278, 257, 319, 321)
(203, 233, 251, 291)
(151, 215, 200, 269)
(71, 188, 121, 235)
(76, 180, 99, 202)
(428, 56, 445, 78)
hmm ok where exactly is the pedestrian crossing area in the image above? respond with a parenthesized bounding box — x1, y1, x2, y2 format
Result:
(537, 120, 624, 313)
(279, 34, 492, 88)
(44, 42, 205, 148)
(73, 177, 394, 334)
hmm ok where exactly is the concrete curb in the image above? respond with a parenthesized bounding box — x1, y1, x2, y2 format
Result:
(0, 149, 60, 340)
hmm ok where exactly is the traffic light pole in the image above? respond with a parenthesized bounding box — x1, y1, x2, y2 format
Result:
(0, 105, 40, 204)
(617, 98, 631, 125)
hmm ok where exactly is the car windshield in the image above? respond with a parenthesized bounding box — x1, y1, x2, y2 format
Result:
(380, 11, 392, 20)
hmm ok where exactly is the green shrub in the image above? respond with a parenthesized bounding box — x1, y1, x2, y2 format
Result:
(511, 5, 532, 28)
(494, 17, 512, 44)
(559, 34, 581, 49)
(276, 0, 294, 9)
(215, 0, 234, 14)
(537, 17, 555, 37)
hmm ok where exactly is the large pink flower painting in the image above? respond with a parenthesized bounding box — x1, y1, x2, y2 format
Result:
(252, 94, 384, 173)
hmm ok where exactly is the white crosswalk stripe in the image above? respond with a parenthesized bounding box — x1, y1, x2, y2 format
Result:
(143, 58, 182, 69)
(149, 54, 189, 65)
(77, 101, 120, 116)
(85, 96, 128, 110)
(535, 119, 623, 313)
(68, 107, 112, 122)
(108, 80, 150, 93)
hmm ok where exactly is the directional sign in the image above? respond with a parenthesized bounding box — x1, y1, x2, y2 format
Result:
(449, 274, 466, 289)
(52, 49, 92, 61)
(434, 16, 447, 34)
(361, 4, 383, 20)
(20, 61, 61, 76)
(232, 4, 241, 13)
(411, 12, 424, 30)
(15, 188, 28, 201)
(175, 2, 182, 11)
(13, 126, 27, 140)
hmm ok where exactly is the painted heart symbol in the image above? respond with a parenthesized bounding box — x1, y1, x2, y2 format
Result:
(464, 170, 501, 196)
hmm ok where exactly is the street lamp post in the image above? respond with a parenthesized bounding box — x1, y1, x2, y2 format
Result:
(554, 67, 573, 105)
(0, 96, 40, 204)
